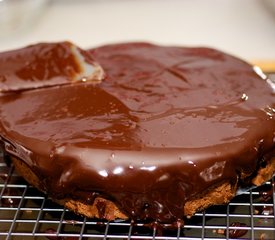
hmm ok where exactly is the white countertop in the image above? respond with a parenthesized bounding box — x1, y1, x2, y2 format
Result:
(0, 0, 275, 62)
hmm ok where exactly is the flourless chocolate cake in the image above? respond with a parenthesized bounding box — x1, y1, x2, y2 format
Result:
(0, 42, 274, 225)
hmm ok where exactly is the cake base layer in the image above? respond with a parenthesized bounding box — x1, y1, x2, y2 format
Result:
(11, 156, 275, 221)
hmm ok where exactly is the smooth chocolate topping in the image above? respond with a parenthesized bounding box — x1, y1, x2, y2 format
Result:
(0, 42, 104, 93)
(0, 42, 274, 223)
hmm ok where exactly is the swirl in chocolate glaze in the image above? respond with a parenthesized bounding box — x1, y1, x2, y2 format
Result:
(0, 42, 274, 223)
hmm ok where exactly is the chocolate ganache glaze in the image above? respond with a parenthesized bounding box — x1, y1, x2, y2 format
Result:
(0, 41, 104, 92)
(0, 42, 274, 223)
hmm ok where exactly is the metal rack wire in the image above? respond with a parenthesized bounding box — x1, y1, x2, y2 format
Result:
(1, 73, 275, 240)
(0, 156, 274, 240)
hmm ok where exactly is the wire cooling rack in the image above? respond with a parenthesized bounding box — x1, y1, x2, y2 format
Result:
(0, 156, 274, 240)
(1, 73, 275, 240)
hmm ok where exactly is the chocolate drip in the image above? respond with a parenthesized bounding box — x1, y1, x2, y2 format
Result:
(45, 228, 80, 240)
(225, 222, 248, 238)
(0, 42, 274, 223)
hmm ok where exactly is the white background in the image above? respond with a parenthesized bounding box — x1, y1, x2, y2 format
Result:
(0, 0, 275, 62)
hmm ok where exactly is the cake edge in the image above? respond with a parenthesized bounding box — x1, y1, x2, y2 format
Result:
(10, 156, 275, 222)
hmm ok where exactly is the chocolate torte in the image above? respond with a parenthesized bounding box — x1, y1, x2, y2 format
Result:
(0, 42, 274, 224)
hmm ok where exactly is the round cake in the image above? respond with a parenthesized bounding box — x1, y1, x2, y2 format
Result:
(0, 42, 274, 224)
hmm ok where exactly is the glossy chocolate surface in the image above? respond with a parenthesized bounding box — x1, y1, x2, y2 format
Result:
(0, 41, 104, 92)
(0, 42, 274, 223)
